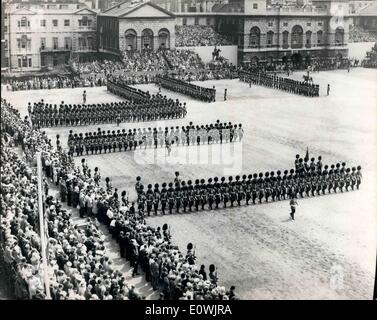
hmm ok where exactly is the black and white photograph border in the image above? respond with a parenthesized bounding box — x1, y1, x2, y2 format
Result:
(1, 0, 377, 304)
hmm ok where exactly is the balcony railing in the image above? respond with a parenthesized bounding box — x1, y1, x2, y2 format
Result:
(75, 46, 96, 52)
(78, 26, 95, 31)
(40, 46, 71, 52)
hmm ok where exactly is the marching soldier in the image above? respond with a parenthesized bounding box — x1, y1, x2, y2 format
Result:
(135, 176, 143, 197)
(146, 185, 154, 216)
(160, 183, 167, 215)
(167, 183, 175, 214)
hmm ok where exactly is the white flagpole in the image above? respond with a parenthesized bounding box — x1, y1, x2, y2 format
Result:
(36, 152, 51, 299)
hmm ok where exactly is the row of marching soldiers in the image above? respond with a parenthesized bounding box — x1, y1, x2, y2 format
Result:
(67, 121, 244, 156)
(28, 96, 186, 128)
(134, 163, 362, 216)
(238, 70, 320, 97)
(107, 76, 152, 102)
(156, 75, 216, 103)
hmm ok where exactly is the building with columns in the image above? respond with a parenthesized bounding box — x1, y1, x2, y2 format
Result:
(97, 1, 175, 53)
(3, 0, 372, 72)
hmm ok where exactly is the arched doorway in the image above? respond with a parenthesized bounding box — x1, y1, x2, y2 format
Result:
(335, 27, 344, 45)
(125, 29, 137, 51)
(158, 28, 170, 49)
(291, 53, 303, 68)
(249, 27, 261, 48)
(291, 25, 303, 48)
(251, 56, 259, 66)
(141, 28, 154, 50)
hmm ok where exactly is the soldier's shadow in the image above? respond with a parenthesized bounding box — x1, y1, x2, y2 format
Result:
(281, 218, 293, 223)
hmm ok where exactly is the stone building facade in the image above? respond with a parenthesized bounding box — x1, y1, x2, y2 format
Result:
(3, 3, 98, 72)
(97, 1, 175, 54)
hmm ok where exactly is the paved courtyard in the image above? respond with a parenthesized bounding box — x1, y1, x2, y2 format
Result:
(3, 68, 377, 299)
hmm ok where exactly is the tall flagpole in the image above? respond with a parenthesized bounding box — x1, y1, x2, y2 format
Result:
(36, 152, 51, 299)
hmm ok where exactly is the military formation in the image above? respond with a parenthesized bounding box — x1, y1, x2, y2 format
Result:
(67, 121, 244, 156)
(107, 76, 158, 103)
(28, 97, 187, 128)
(156, 75, 216, 102)
(133, 159, 362, 216)
(239, 70, 320, 97)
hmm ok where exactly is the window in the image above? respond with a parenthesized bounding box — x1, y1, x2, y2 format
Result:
(21, 35, 27, 49)
(28, 58, 32, 67)
(41, 38, 46, 49)
(20, 17, 27, 27)
(53, 37, 58, 49)
(40, 19, 46, 27)
(22, 56, 27, 67)
(182, 18, 187, 26)
(53, 19, 58, 27)
(267, 31, 274, 46)
(283, 22, 288, 27)
(306, 31, 312, 47)
(194, 17, 199, 25)
(64, 19, 70, 27)
(27, 39, 31, 50)
(64, 37, 71, 49)
(307, 22, 311, 26)
(87, 37, 93, 49)
(5, 57, 9, 67)
(4, 40, 8, 49)
(249, 27, 261, 47)
(282, 31, 289, 48)
(317, 30, 323, 45)
(206, 18, 211, 26)
(53, 56, 58, 66)
(268, 22, 273, 27)
(291, 25, 303, 48)
(41, 55, 46, 67)
(18, 58, 22, 68)
(253, 3, 258, 9)
(318, 22, 323, 26)
(79, 16, 92, 27)
(4, 25, 7, 33)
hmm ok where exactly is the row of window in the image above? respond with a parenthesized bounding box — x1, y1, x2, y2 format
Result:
(40, 37, 94, 49)
(281, 21, 323, 27)
(17, 56, 33, 68)
(182, 17, 213, 26)
(248, 29, 344, 48)
(17, 17, 93, 28)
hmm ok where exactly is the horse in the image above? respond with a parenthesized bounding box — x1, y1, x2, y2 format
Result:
(212, 48, 221, 61)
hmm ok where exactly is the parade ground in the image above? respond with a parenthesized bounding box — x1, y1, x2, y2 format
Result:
(3, 68, 377, 299)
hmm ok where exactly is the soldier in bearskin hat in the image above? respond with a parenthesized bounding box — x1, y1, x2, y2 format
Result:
(167, 183, 175, 214)
(153, 184, 160, 215)
(146, 184, 154, 216)
(160, 183, 167, 215)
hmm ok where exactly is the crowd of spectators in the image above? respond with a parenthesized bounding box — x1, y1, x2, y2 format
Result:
(2, 75, 105, 92)
(349, 25, 377, 43)
(0, 99, 142, 300)
(165, 49, 205, 71)
(0, 97, 237, 300)
(122, 50, 169, 72)
(70, 59, 123, 76)
(175, 26, 232, 47)
(362, 43, 377, 68)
